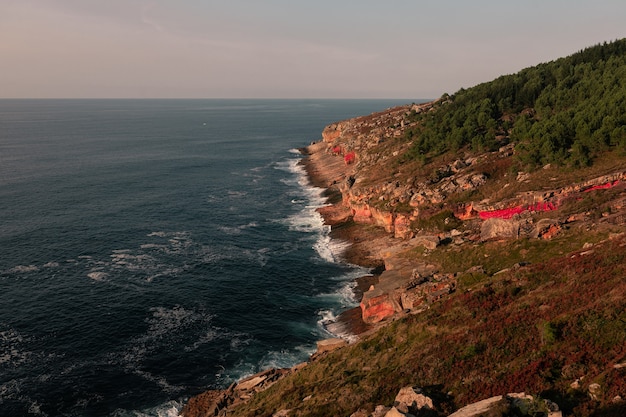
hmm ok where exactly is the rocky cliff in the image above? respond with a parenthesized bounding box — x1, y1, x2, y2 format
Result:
(304, 103, 626, 326)
(182, 102, 626, 417)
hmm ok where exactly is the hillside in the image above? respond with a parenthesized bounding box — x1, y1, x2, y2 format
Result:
(182, 40, 626, 417)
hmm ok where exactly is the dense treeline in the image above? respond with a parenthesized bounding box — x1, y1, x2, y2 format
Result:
(404, 38, 626, 167)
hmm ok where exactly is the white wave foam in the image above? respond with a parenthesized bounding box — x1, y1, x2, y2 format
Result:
(312, 232, 351, 263)
(9, 264, 39, 273)
(0, 380, 46, 417)
(112, 400, 183, 417)
(87, 271, 108, 281)
(133, 369, 185, 394)
(140, 243, 167, 250)
(275, 156, 353, 264)
(315, 280, 358, 312)
(27, 401, 45, 416)
(147, 306, 200, 338)
(0, 327, 31, 366)
(317, 309, 337, 326)
(111, 253, 157, 270)
(258, 344, 315, 370)
(183, 329, 219, 353)
(106, 305, 220, 397)
(218, 221, 258, 236)
(227, 190, 247, 198)
(317, 308, 358, 343)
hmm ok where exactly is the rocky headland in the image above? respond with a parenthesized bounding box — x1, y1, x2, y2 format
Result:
(182, 101, 626, 417)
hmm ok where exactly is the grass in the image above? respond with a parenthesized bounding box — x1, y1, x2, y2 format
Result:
(403, 222, 615, 283)
(229, 233, 626, 417)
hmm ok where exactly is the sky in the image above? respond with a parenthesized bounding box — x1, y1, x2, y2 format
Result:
(1, 0, 625, 99)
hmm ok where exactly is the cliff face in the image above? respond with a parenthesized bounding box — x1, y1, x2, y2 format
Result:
(306, 103, 626, 325)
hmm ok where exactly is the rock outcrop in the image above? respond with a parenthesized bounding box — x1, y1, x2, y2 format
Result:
(360, 266, 456, 324)
(448, 393, 562, 417)
(305, 103, 626, 327)
(352, 387, 562, 417)
(181, 368, 292, 417)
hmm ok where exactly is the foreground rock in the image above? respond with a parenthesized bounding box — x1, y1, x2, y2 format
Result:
(448, 393, 561, 417)
(181, 368, 292, 417)
(353, 387, 562, 417)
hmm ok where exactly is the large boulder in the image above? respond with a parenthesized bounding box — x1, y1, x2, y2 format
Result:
(481, 218, 520, 241)
(394, 386, 434, 414)
(316, 338, 347, 354)
(448, 393, 562, 417)
(360, 293, 396, 323)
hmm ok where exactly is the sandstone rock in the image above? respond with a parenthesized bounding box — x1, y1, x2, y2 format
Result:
(394, 386, 434, 414)
(316, 338, 347, 354)
(394, 214, 413, 239)
(448, 393, 561, 417)
(273, 410, 291, 417)
(182, 368, 293, 417)
(400, 290, 425, 311)
(360, 293, 396, 323)
(384, 406, 409, 417)
(181, 389, 229, 417)
(447, 395, 509, 417)
(588, 382, 601, 400)
(481, 218, 520, 241)
(353, 204, 374, 223)
(531, 219, 560, 239)
(372, 405, 392, 417)
(370, 206, 395, 233)
(412, 235, 440, 250)
(322, 123, 342, 142)
(236, 375, 267, 391)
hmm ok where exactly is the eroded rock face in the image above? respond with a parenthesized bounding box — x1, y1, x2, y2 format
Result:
(360, 293, 397, 324)
(360, 266, 456, 324)
(393, 214, 414, 239)
(181, 368, 292, 417)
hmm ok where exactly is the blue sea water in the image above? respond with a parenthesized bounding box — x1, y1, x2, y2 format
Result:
(0, 99, 413, 416)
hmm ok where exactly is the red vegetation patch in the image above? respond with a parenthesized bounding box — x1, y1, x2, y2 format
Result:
(479, 202, 557, 219)
(584, 179, 620, 192)
(344, 151, 356, 165)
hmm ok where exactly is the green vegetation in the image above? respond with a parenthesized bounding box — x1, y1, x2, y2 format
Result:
(413, 209, 463, 233)
(402, 39, 626, 167)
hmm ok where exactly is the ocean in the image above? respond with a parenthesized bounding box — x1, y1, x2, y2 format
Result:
(0, 99, 412, 417)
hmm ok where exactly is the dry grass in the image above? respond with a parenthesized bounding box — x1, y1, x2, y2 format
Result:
(231, 232, 626, 417)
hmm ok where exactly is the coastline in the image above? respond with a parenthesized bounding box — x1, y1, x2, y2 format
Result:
(299, 141, 388, 339)
(181, 141, 386, 417)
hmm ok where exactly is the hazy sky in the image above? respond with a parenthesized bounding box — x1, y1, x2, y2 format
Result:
(1, 0, 625, 99)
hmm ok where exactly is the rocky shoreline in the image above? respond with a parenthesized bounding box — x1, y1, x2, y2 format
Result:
(300, 141, 392, 337)
(180, 115, 404, 417)
(181, 102, 626, 416)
